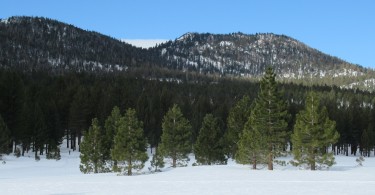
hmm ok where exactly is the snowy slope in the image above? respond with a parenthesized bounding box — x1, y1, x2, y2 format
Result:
(1, 146, 375, 195)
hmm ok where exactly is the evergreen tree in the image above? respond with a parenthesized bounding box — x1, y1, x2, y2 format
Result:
(79, 118, 106, 173)
(103, 106, 122, 162)
(361, 126, 374, 157)
(194, 114, 226, 165)
(150, 147, 165, 172)
(32, 102, 47, 161)
(159, 104, 192, 168)
(251, 67, 289, 170)
(224, 95, 252, 157)
(291, 92, 339, 170)
(68, 86, 90, 151)
(111, 108, 148, 176)
(236, 111, 267, 169)
(0, 114, 11, 159)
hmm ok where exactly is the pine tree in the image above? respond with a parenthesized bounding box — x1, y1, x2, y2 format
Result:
(32, 102, 47, 161)
(159, 104, 192, 168)
(111, 108, 148, 176)
(79, 118, 106, 173)
(291, 92, 339, 170)
(103, 106, 122, 163)
(194, 114, 226, 165)
(251, 67, 289, 170)
(0, 114, 11, 159)
(361, 124, 374, 157)
(68, 86, 90, 151)
(224, 95, 252, 157)
(236, 111, 267, 169)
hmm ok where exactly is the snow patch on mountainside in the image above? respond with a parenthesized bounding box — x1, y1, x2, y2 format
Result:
(122, 39, 168, 48)
(342, 78, 375, 90)
(0, 18, 9, 24)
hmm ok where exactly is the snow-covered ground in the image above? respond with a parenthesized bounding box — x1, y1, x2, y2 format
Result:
(1, 145, 375, 195)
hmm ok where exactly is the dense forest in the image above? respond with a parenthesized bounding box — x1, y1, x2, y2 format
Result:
(1, 68, 375, 162)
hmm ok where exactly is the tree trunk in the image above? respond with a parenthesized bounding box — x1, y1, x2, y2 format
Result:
(311, 160, 316, 171)
(252, 155, 257, 170)
(268, 144, 273, 170)
(71, 132, 75, 151)
(13, 140, 16, 153)
(268, 154, 273, 170)
(34, 148, 38, 159)
(173, 157, 176, 168)
(66, 129, 69, 148)
(128, 159, 132, 175)
(21, 145, 25, 156)
(78, 131, 82, 152)
(172, 150, 177, 168)
(310, 149, 316, 170)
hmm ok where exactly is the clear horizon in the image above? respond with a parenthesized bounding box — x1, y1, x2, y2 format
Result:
(1, 0, 374, 68)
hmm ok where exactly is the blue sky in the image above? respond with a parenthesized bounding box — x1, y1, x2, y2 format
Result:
(1, 0, 374, 68)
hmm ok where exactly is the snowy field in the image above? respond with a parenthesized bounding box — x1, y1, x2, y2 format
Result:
(1, 145, 375, 195)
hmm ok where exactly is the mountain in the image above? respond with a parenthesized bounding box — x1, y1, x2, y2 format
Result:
(0, 16, 146, 73)
(1, 16, 374, 90)
(151, 32, 375, 88)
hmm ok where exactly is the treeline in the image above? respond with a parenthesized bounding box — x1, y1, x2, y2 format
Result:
(0, 69, 375, 160)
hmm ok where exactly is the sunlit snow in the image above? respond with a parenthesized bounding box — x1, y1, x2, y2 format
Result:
(1, 141, 375, 195)
(122, 39, 168, 48)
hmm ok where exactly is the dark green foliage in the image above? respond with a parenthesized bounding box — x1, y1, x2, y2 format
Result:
(103, 106, 122, 163)
(0, 114, 11, 158)
(361, 124, 375, 157)
(159, 104, 192, 168)
(224, 95, 252, 157)
(250, 67, 289, 170)
(31, 102, 47, 161)
(291, 92, 339, 170)
(80, 118, 106, 173)
(111, 108, 148, 176)
(0, 72, 25, 153)
(69, 86, 91, 151)
(194, 114, 226, 165)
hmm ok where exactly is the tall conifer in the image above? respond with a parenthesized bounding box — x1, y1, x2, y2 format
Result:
(103, 106, 122, 162)
(80, 118, 105, 173)
(225, 95, 252, 157)
(0, 114, 11, 159)
(250, 67, 289, 170)
(236, 109, 267, 169)
(291, 92, 339, 170)
(111, 108, 148, 175)
(159, 104, 192, 168)
(194, 114, 226, 165)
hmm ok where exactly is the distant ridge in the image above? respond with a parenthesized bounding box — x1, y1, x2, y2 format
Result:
(1, 16, 375, 90)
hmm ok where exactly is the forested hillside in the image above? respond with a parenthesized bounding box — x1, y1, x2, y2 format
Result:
(2, 16, 375, 90)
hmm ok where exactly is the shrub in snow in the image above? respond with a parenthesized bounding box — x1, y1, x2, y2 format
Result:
(356, 156, 365, 166)
(14, 148, 21, 158)
(150, 148, 164, 172)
